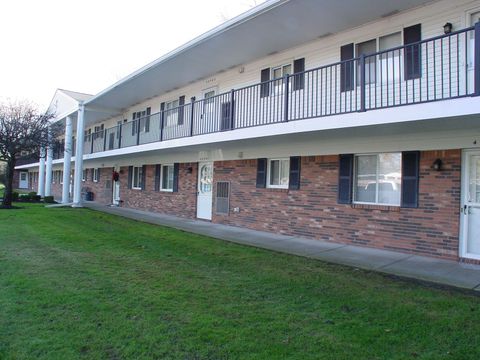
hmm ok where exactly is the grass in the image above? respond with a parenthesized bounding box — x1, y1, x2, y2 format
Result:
(0, 204, 479, 359)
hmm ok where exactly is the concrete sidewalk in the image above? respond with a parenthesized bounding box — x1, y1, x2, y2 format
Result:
(83, 202, 480, 291)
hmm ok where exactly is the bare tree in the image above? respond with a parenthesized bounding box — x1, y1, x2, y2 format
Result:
(0, 100, 57, 208)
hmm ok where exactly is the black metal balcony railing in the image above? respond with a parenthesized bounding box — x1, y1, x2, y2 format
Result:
(83, 25, 479, 155)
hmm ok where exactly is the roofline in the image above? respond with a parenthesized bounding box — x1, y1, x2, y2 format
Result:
(84, 0, 288, 107)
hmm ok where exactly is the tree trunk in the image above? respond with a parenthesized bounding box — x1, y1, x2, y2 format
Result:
(2, 159, 15, 208)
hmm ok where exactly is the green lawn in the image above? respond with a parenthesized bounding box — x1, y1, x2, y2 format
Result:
(1, 204, 479, 359)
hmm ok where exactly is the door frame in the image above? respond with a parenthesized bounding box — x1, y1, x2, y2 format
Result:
(112, 165, 121, 206)
(459, 149, 480, 260)
(196, 161, 214, 220)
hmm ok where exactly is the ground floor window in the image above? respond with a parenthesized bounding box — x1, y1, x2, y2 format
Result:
(93, 168, 99, 183)
(82, 169, 87, 182)
(161, 165, 174, 191)
(132, 166, 143, 190)
(354, 153, 401, 205)
(267, 158, 290, 189)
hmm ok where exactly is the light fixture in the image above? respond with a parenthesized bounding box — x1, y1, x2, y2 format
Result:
(187, 167, 193, 174)
(443, 22, 453, 34)
(432, 158, 443, 171)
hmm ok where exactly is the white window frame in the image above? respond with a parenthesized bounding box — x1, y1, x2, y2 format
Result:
(93, 168, 99, 183)
(165, 99, 180, 127)
(271, 63, 292, 95)
(82, 169, 87, 182)
(132, 166, 143, 190)
(353, 152, 402, 206)
(160, 164, 174, 192)
(267, 158, 290, 189)
(60, 170, 63, 185)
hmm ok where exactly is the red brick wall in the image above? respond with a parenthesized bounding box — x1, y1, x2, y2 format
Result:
(82, 167, 114, 205)
(12, 170, 20, 189)
(212, 150, 461, 260)
(51, 181, 62, 199)
(119, 163, 198, 218)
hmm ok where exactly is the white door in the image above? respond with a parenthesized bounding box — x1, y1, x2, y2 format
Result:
(112, 167, 121, 206)
(197, 162, 213, 220)
(19, 172, 28, 189)
(460, 150, 480, 260)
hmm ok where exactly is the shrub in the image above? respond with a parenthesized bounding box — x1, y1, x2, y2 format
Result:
(12, 192, 19, 201)
(43, 196, 55, 203)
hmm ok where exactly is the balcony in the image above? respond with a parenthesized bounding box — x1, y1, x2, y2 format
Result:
(85, 25, 479, 155)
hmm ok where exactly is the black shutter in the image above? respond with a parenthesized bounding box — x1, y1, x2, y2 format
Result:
(293, 58, 305, 91)
(145, 107, 151, 133)
(340, 44, 354, 92)
(338, 154, 354, 204)
(404, 24, 421, 80)
(260, 68, 270, 98)
(154, 164, 161, 191)
(256, 158, 267, 188)
(178, 96, 185, 125)
(289, 156, 301, 190)
(141, 165, 147, 190)
(401, 151, 420, 208)
(128, 166, 133, 189)
(172, 163, 180, 192)
(131, 112, 137, 136)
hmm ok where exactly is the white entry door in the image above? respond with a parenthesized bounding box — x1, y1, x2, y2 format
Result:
(112, 167, 121, 206)
(460, 150, 480, 260)
(19, 172, 28, 189)
(197, 162, 213, 220)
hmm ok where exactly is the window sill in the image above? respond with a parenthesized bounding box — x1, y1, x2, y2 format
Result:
(160, 189, 173, 192)
(351, 203, 400, 212)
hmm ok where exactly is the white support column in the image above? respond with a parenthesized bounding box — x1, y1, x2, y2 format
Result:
(44, 130, 53, 197)
(62, 116, 73, 203)
(72, 102, 85, 207)
(37, 147, 46, 197)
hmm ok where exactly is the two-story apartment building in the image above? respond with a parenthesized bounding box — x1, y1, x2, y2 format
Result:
(16, 0, 480, 263)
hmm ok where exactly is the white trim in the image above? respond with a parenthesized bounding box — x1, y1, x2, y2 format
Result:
(267, 158, 289, 189)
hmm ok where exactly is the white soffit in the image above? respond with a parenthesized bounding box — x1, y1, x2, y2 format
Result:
(86, 0, 433, 115)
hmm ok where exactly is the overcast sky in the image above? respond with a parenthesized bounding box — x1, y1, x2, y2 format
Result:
(0, 0, 264, 109)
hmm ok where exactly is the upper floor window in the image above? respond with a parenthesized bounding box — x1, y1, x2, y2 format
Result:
(165, 99, 179, 127)
(354, 153, 401, 206)
(260, 58, 305, 97)
(340, 24, 421, 92)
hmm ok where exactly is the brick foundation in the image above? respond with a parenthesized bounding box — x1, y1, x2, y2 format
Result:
(212, 150, 461, 260)
(82, 167, 114, 205)
(119, 163, 198, 218)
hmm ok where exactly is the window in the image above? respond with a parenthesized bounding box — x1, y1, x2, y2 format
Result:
(379, 32, 402, 83)
(82, 169, 87, 182)
(93, 168, 99, 183)
(354, 153, 402, 206)
(271, 64, 292, 94)
(60, 170, 63, 184)
(165, 99, 179, 127)
(160, 165, 174, 191)
(132, 166, 143, 189)
(267, 158, 290, 189)
(356, 39, 377, 84)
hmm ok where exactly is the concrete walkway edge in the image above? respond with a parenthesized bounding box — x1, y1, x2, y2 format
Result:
(82, 202, 480, 291)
